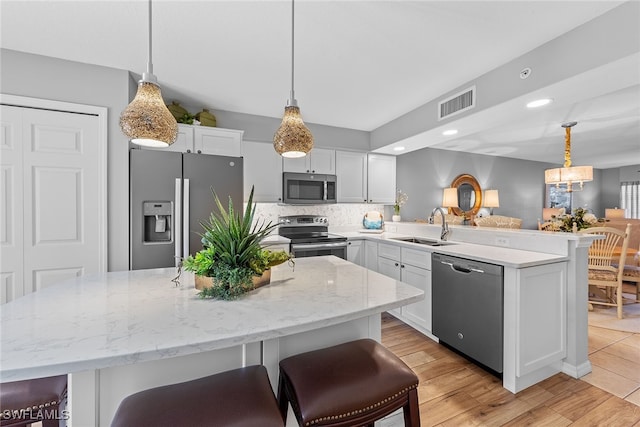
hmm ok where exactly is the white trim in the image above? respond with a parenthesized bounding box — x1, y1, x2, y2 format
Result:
(1, 93, 109, 273)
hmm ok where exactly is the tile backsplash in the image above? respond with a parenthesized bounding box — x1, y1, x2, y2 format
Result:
(251, 203, 386, 228)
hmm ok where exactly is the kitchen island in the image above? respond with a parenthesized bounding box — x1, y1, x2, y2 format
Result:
(0, 256, 423, 426)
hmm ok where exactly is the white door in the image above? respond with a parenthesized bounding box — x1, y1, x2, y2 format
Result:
(1, 106, 25, 302)
(1, 105, 104, 301)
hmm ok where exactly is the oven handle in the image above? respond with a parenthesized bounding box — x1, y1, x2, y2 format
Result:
(291, 242, 348, 251)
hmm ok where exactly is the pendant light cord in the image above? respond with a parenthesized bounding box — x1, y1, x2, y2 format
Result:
(289, 0, 296, 104)
(147, 0, 153, 76)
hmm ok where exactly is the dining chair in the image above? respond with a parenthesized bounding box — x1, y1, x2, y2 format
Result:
(579, 224, 632, 319)
(538, 220, 559, 231)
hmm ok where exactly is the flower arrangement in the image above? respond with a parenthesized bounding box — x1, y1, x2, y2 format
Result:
(182, 186, 292, 300)
(394, 190, 408, 215)
(550, 207, 605, 232)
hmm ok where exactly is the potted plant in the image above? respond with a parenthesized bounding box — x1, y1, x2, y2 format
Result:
(182, 186, 292, 300)
(393, 190, 408, 222)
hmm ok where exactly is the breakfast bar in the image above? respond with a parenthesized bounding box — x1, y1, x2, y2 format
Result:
(0, 256, 423, 426)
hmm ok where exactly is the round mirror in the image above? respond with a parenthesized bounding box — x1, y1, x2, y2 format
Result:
(449, 174, 482, 217)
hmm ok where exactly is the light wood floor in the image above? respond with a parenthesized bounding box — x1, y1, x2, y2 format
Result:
(381, 313, 640, 426)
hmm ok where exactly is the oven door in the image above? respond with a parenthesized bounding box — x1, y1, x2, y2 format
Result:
(290, 241, 348, 259)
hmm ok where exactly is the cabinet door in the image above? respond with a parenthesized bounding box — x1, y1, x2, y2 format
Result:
(336, 151, 367, 203)
(401, 264, 431, 331)
(367, 154, 396, 204)
(378, 256, 401, 280)
(364, 241, 378, 271)
(347, 240, 364, 266)
(309, 148, 335, 174)
(282, 148, 335, 174)
(194, 127, 243, 157)
(142, 124, 194, 153)
(242, 141, 283, 202)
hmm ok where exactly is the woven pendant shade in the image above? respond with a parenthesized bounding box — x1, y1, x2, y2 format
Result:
(120, 82, 178, 147)
(274, 105, 313, 158)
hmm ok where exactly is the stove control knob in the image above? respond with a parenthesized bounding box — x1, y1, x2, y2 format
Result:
(323, 218, 328, 223)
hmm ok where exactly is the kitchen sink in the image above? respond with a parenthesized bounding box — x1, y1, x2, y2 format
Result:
(390, 237, 456, 246)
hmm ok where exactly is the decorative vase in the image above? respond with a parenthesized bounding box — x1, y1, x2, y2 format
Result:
(194, 270, 271, 291)
(392, 215, 401, 222)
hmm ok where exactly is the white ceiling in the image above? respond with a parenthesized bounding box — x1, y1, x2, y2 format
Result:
(1, 0, 639, 169)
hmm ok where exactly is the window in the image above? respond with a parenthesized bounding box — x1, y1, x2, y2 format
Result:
(620, 181, 639, 219)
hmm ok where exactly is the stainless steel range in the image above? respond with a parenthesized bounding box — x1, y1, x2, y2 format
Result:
(278, 215, 348, 259)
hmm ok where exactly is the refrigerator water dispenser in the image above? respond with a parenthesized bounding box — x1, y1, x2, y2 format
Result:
(143, 202, 172, 243)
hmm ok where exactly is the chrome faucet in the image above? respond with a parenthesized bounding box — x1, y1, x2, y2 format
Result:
(429, 207, 450, 241)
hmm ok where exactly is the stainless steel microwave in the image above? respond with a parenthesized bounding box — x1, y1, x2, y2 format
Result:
(282, 172, 337, 204)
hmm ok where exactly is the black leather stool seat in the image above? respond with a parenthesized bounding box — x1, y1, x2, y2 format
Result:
(111, 365, 283, 427)
(0, 375, 67, 427)
(278, 339, 420, 426)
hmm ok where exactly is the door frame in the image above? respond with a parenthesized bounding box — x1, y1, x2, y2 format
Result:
(1, 93, 108, 273)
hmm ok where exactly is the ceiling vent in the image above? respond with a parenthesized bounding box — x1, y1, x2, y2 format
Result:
(438, 86, 475, 120)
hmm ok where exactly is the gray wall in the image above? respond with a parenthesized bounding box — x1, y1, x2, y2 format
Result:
(162, 100, 370, 150)
(1, 48, 132, 272)
(394, 147, 613, 230)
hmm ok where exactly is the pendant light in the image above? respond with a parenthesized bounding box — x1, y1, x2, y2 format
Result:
(273, 0, 313, 158)
(544, 121, 593, 192)
(120, 0, 177, 147)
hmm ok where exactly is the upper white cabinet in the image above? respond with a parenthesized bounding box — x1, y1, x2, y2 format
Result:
(144, 124, 243, 157)
(335, 152, 396, 204)
(336, 151, 368, 203)
(242, 141, 283, 203)
(367, 154, 396, 204)
(283, 148, 335, 174)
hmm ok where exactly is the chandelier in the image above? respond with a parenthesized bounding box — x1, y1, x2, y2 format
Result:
(544, 121, 592, 192)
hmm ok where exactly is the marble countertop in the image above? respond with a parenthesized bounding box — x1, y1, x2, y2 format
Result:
(338, 231, 568, 268)
(0, 256, 423, 382)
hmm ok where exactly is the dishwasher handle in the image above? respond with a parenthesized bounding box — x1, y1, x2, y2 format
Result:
(440, 260, 485, 274)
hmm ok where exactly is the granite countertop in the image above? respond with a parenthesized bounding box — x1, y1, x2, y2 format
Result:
(0, 256, 423, 382)
(337, 231, 568, 268)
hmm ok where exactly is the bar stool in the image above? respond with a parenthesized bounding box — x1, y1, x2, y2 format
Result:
(111, 365, 283, 427)
(0, 375, 67, 427)
(277, 339, 420, 427)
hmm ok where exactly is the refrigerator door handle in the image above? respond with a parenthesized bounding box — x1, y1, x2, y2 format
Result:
(174, 178, 182, 267)
(183, 178, 190, 261)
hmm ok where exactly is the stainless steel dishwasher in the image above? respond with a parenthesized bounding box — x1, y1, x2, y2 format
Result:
(432, 253, 504, 374)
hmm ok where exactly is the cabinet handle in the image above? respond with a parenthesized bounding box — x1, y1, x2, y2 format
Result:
(187, 149, 191, 153)
(197, 150, 202, 154)
(306, 169, 310, 173)
(394, 262, 399, 267)
(348, 242, 352, 245)
(364, 199, 367, 202)
(401, 264, 405, 268)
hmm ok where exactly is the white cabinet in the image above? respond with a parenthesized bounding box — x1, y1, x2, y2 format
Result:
(144, 124, 243, 157)
(347, 240, 364, 266)
(283, 148, 335, 174)
(242, 141, 283, 203)
(335, 152, 396, 204)
(336, 151, 368, 203)
(364, 241, 378, 271)
(367, 154, 396, 204)
(377, 243, 431, 331)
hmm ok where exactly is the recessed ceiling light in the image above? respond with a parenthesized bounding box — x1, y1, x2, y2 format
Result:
(393, 146, 405, 151)
(442, 129, 458, 136)
(526, 98, 553, 108)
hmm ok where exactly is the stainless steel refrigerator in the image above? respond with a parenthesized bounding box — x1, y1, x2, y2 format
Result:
(130, 149, 243, 270)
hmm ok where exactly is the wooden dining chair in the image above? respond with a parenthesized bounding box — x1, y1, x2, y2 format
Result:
(579, 224, 632, 319)
(538, 220, 559, 231)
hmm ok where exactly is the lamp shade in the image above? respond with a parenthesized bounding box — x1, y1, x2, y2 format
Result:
(605, 208, 625, 219)
(483, 190, 499, 208)
(120, 82, 178, 147)
(273, 105, 314, 158)
(442, 187, 458, 208)
(544, 166, 593, 185)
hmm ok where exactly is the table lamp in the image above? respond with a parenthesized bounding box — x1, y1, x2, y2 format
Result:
(442, 188, 458, 213)
(605, 208, 625, 219)
(483, 189, 499, 215)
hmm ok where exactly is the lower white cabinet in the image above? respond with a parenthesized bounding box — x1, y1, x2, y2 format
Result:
(347, 240, 364, 266)
(364, 241, 378, 271)
(377, 243, 432, 332)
